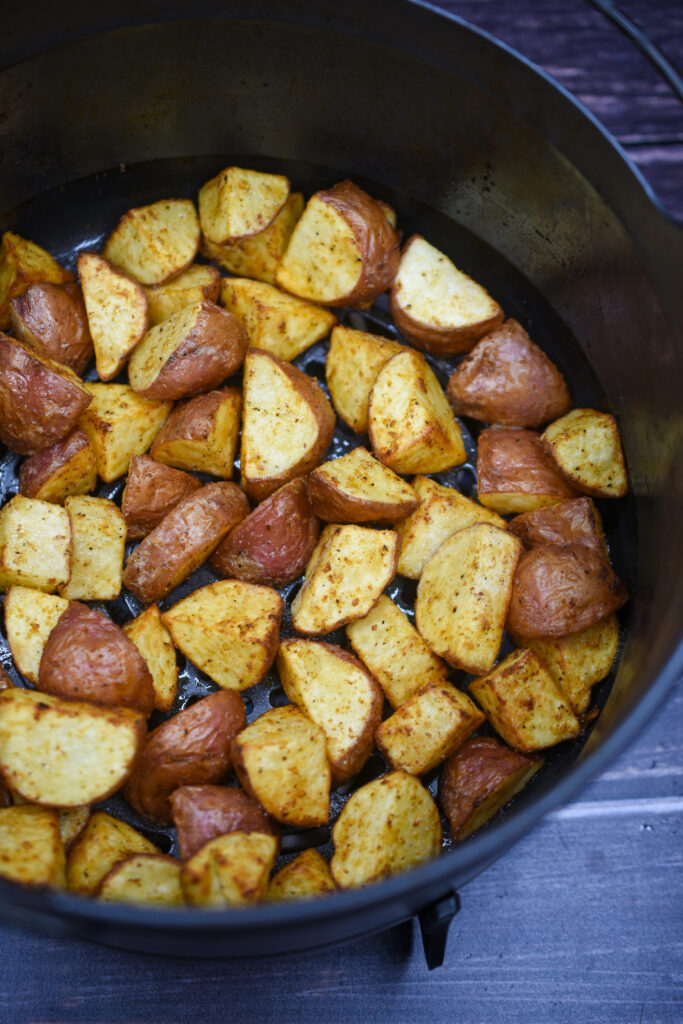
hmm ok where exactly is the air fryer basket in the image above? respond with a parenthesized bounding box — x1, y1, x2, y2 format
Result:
(0, 0, 680, 963)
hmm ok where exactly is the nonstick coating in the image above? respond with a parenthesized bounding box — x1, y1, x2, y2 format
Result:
(0, 0, 680, 958)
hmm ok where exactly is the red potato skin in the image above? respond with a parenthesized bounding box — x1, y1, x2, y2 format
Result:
(319, 181, 400, 307)
(18, 427, 92, 500)
(38, 602, 155, 716)
(9, 282, 94, 375)
(170, 784, 279, 859)
(446, 319, 571, 427)
(122, 481, 250, 604)
(123, 691, 247, 824)
(210, 478, 320, 587)
(150, 389, 237, 458)
(135, 300, 247, 401)
(477, 427, 579, 503)
(509, 497, 605, 554)
(0, 333, 91, 455)
(506, 543, 628, 640)
(121, 454, 202, 539)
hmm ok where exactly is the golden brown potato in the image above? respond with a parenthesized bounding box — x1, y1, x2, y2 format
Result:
(9, 281, 94, 375)
(170, 784, 279, 859)
(390, 235, 503, 354)
(0, 333, 92, 455)
(149, 388, 241, 478)
(4, 586, 69, 683)
(122, 482, 250, 604)
(123, 604, 178, 713)
(59, 495, 126, 601)
(181, 831, 278, 907)
(38, 602, 155, 715)
(128, 300, 247, 401)
(0, 231, 74, 330)
(506, 543, 628, 640)
(201, 193, 304, 284)
(508, 496, 606, 555)
(446, 318, 571, 427)
(0, 495, 72, 593)
(78, 383, 172, 483)
(121, 454, 202, 539)
(199, 166, 289, 246)
(210, 478, 320, 588)
(267, 848, 336, 901)
(325, 325, 404, 435)
(58, 805, 90, 850)
(104, 198, 200, 286)
(0, 805, 66, 887)
(78, 251, 149, 381)
(276, 180, 400, 307)
(440, 736, 543, 840)
(19, 428, 97, 505)
(162, 580, 283, 692)
(123, 690, 246, 824)
(477, 426, 579, 515)
(144, 263, 220, 326)
(240, 348, 335, 501)
(542, 408, 628, 498)
(97, 853, 184, 906)
(66, 811, 158, 896)
(307, 448, 419, 524)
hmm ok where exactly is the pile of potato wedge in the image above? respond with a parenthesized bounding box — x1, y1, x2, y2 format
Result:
(0, 165, 629, 908)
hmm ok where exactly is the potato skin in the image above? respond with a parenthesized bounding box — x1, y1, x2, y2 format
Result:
(19, 428, 94, 502)
(121, 454, 202, 539)
(170, 784, 279, 859)
(9, 282, 94, 375)
(123, 691, 247, 823)
(506, 543, 628, 640)
(122, 482, 250, 604)
(0, 333, 91, 455)
(38, 602, 155, 715)
(210, 478, 320, 587)
(446, 319, 571, 428)
(477, 427, 579, 504)
(509, 497, 605, 554)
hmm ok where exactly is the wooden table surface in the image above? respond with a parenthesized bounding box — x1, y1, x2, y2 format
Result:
(1, 2, 682, 1022)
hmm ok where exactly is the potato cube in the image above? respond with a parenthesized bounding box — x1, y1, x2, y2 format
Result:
(267, 849, 336, 901)
(542, 408, 628, 498)
(181, 832, 278, 907)
(4, 585, 69, 683)
(346, 595, 449, 708)
(66, 811, 158, 895)
(325, 325, 403, 435)
(144, 263, 220, 326)
(0, 495, 71, 593)
(307, 447, 419, 524)
(79, 383, 172, 482)
(396, 475, 506, 580)
(19, 429, 97, 505)
(477, 426, 578, 515)
(0, 231, 73, 330)
(78, 252, 149, 380)
(150, 388, 241, 478)
(104, 198, 200, 286)
(59, 495, 126, 601)
(199, 166, 290, 245)
(98, 853, 184, 906)
(331, 771, 441, 888)
(0, 805, 65, 887)
(123, 604, 178, 712)
(231, 705, 330, 827)
(469, 648, 580, 751)
(376, 682, 485, 775)
(202, 192, 304, 284)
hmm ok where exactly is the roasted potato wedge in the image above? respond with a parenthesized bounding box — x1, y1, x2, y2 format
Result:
(542, 408, 628, 498)
(4, 586, 69, 683)
(123, 690, 246, 824)
(78, 251, 148, 381)
(325, 325, 403, 435)
(0, 689, 146, 807)
(346, 595, 449, 708)
(58, 805, 90, 850)
(38, 602, 155, 715)
(0, 333, 92, 455)
(66, 811, 158, 896)
(123, 604, 178, 713)
(369, 349, 466, 474)
(0, 805, 65, 887)
(9, 281, 94, 374)
(416, 523, 522, 675)
(144, 263, 220, 326)
(0, 231, 73, 330)
(0, 495, 72, 593)
(171, 785, 279, 860)
(19, 428, 97, 505)
(331, 771, 441, 889)
(104, 198, 200, 286)
(97, 853, 184, 906)
(267, 849, 336, 901)
(149, 388, 242, 478)
(276, 180, 400, 307)
(122, 482, 249, 604)
(231, 705, 330, 827)
(477, 426, 579, 515)
(240, 348, 335, 501)
(291, 523, 399, 635)
(181, 831, 278, 907)
(128, 300, 247, 401)
(210, 478, 320, 588)
(78, 383, 172, 483)
(509, 496, 606, 555)
(161, 580, 283, 691)
(201, 192, 304, 284)
(440, 736, 543, 840)
(120, 454, 202, 539)
(396, 475, 506, 580)
(376, 682, 485, 776)
(446, 318, 571, 427)
(506, 543, 627, 640)
(277, 639, 383, 784)
(59, 495, 126, 601)
(390, 235, 503, 354)
(199, 166, 290, 245)
(307, 448, 419, 524)
(469, 648, 580, 751)
(220, 277, 337, 361)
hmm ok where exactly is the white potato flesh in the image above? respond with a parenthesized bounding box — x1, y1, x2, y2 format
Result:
(181, 831, 278, 907)
(276, 196, 361, 303)
(0, 805, 65, 887)
(4, 585, 69, 682)
(127, 301, 204, 393)
(542, 408, 628, 497)
(104, 199, 200, 286)
(79, 383, 172, 482)
(98, 853, 184, 906)
(145, 263, 220, 326)
(311, 447, 417, 511)
(267, 849, 336, 901)
(78, 252, 148, 380)
(326, 326, 403, 434)
(123, 604, 178, 712)
(0, 495, 71, 593)
(66, 811, 158, 895)
(201, 193, 304, 285)
(60, 495, 126, 601)
(199, 166, 290, 244)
